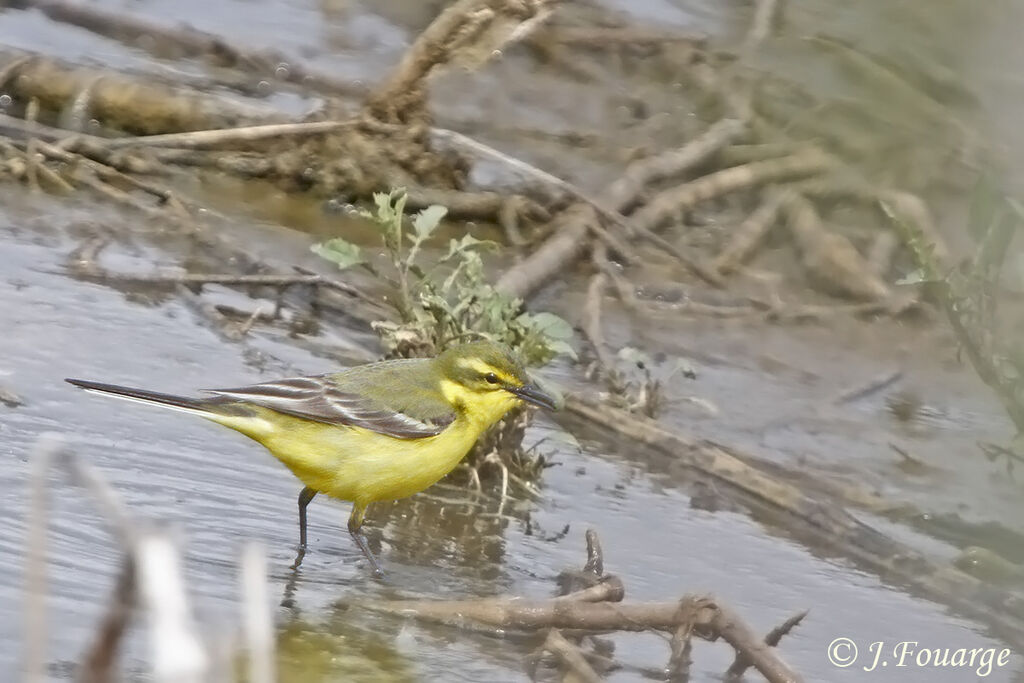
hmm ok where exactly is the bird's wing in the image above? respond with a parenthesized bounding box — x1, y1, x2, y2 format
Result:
(202, 367, 454, 439)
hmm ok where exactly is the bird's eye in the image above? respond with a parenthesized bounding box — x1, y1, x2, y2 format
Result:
(485, 372, 499, 384)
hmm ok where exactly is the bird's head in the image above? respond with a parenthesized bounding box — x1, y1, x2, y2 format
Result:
(436, 341, 559, 416)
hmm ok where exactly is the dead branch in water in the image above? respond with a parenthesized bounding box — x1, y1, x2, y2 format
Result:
(537, 629, 603, 683)
(12, 0, 367, 98)
(561, 394, 1024, 644)
(351, 530, 804, 682)
(496, 118, 746, 298)
(726, 610, 808, 680)
(0, 50, 269, 134)
(630, 149, 834, 234)
(605, 118, 747, 214)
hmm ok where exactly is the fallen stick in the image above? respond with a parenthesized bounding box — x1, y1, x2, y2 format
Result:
(630, 149, 834, 234)
(357, 595, 802, 683)
(726, 610, 808, 680)
(102, 119, 361, 149)
(15, 0, 366, 98)
(0, 51, 267, 135)
(582, 272, 614, 374)
(496, 119, 745, 298)
(71, 268, 371, 301)
(562, 394, 1024, 643)
(496, 203, 594, 299)
(604, 118, 747, 214)
(541, 629, 603, 683)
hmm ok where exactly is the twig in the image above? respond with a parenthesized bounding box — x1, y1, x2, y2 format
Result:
(541, 630, 603, 683)
(33, 140, 183, 204)
(725, 610, 808, 680)
(430, 127, 646, 263)
(102, 119, 362, 149)
(75, 268, 368, 300)
(583, 529, 604, 578)
(631, 149, 834, 234)
(665, 595, 709, 682)
(558, 578, 625, 605)
(582, 272, 613, 373)
(832, 369, 902, 406)
(591, 242, 641, 311)
(358, 595, 802, 682)
(604, 118, 747, 213)
(496, 203, 594, 298)
(495, 120, 748, 298)
(712, 190, 785, 275)
(712, 603, 803, 683)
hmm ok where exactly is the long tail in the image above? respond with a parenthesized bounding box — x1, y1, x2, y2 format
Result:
(65, 378, 218, 418)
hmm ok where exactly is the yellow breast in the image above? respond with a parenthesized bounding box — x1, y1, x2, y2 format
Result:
(210, 383, 521, 507)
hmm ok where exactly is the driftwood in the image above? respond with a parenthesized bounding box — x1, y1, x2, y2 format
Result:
(351, 530, 804, 682)
(8, 0, 368, 98)
(497, 117, 747, 299)
(0, 50, 270, 134)
(562, 394, 1024, 645)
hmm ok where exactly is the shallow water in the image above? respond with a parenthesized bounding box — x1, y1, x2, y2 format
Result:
(3, 0, 1024, 681)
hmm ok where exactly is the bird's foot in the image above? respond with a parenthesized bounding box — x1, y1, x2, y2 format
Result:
(290, 544, 307, 570)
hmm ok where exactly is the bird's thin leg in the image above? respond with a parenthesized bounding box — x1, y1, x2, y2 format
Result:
(347, 503, 383, 578)
(290, 486, 317, 570)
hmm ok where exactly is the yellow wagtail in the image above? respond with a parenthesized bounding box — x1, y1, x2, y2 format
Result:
(66, 341, 557, 576)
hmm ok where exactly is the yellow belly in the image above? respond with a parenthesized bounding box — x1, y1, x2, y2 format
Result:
(212, 410, 488, 507)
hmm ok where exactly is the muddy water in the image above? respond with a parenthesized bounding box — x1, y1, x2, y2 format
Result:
(3, 0, 1024, 681)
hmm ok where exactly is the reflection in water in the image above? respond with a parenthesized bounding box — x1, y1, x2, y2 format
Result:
(275, 616, 416, 683)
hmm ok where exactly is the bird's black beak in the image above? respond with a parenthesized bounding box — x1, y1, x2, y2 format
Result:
(510, 383, 559, 411)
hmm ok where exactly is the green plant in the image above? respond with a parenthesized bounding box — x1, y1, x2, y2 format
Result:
(313, 189, 573, 491)
(313, 190, 574, 363)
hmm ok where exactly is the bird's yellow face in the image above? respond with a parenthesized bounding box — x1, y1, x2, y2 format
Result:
(437, 342, 557, 425)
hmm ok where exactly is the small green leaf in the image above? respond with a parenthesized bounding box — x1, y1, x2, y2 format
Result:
(546, 339, 578, 360)
(311, 239, 366, 270)
(443, 235, 499, 261)
(521, 312, 574, 340)
(414, 205, 447, 239)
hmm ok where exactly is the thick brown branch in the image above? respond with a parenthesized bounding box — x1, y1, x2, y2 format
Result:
(631, 149, 834, 234)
